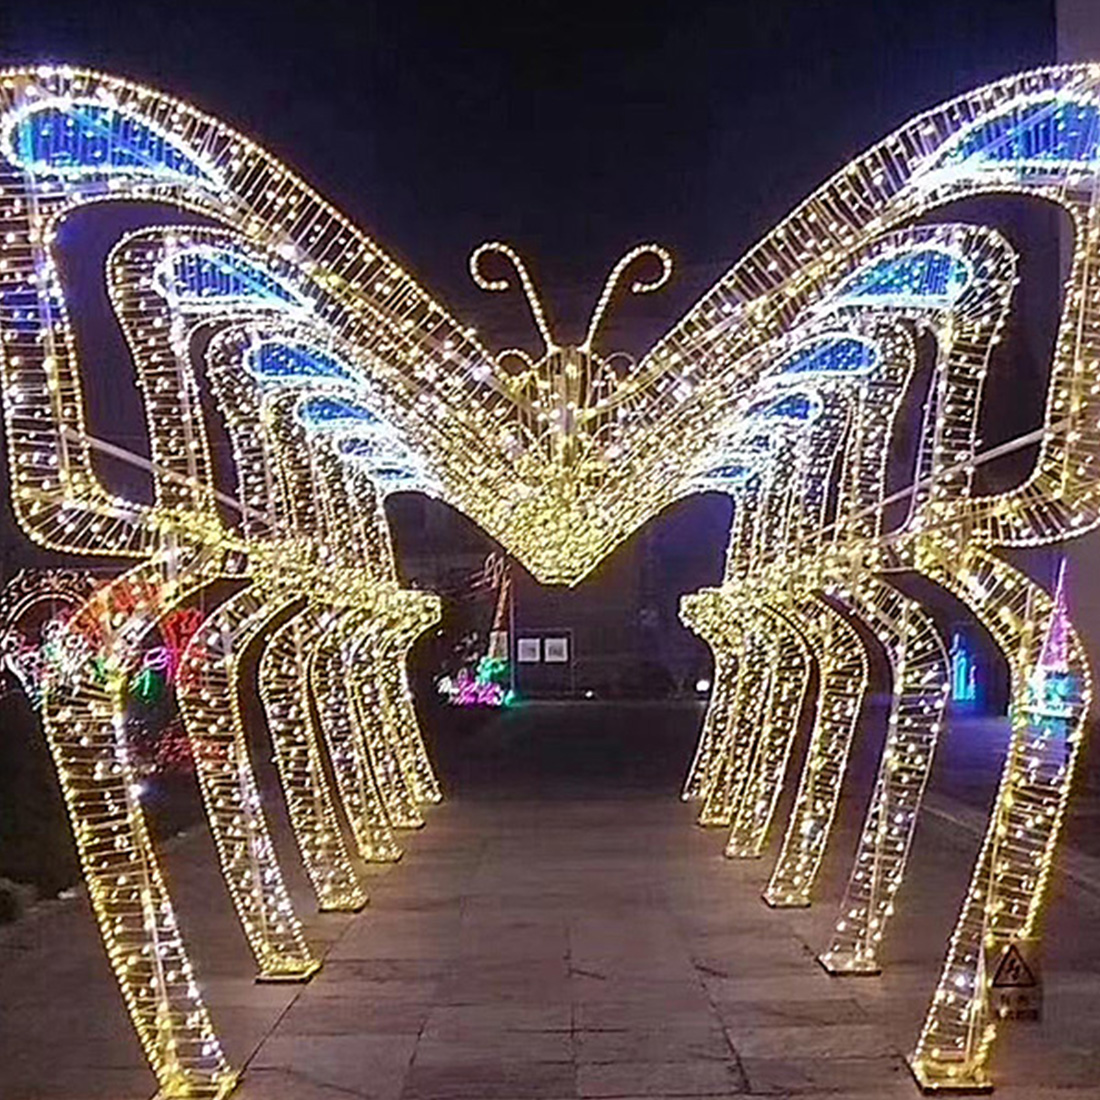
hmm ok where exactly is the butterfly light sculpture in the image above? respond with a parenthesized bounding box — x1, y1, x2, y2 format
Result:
(0, 62, 1097, 1095)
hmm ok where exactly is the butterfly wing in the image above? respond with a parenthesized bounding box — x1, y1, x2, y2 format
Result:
(0, 65, 518, 559)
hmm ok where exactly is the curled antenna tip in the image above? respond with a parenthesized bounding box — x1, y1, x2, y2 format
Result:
(626, 244, 674, 294)
(583, 243, 674, 353)
(468, 240, 555, 354)
(469, 241, 517, 292)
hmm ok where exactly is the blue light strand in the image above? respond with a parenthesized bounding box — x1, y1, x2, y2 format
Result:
(163, 250, 302, 306)
(774, 336, 879, 378)
(836, 249, 970, 305)
(296, 396, 382, 431)
(13, 102, 208, 179)
(246, 342, 355, 384)
(339, 438, 420, 484)
(939, 97, 1100, 169)
(745, 391, 819, 422)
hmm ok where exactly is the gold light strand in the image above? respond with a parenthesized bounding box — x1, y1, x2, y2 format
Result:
(177, 585, 320, 980)
(258, 606, 368, 911)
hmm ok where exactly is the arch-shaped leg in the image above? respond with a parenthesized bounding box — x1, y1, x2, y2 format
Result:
(350, 589, 442, 808)
(700, 628, 773, 827)
(42, 560, 236, 1098)
(681, 589, 755, 824)
(309, 609, 410, 850)
(177, 585, 319, 980)
(765, 595, 869, 907)
(682, 642, 741, 802)
(259, 605, 366, 911)
(909, 549, 1091, 1091)
(819, 575, 949, 975)
(681, 590, 786, 828)
(724, 604, 813, 859)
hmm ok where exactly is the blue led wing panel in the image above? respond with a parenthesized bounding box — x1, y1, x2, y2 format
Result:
(8, 100, 211, 180)
(246, 342, 356, 385)
(935, 97, 1100, 170)
(694, 462, 756, 487)
(774, 336, 879, 378)
(362, 465, 420, 484)
(339, 437, 425, 488)
(296, 396, 382, 431)
(338, 437, 390, 458)
(159, 249, 304, 308)
(832, 249, 970, 308)
(745, 391, 821, 423)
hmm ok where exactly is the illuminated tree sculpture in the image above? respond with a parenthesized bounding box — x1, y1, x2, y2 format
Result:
(1, 63, 1099, 1096)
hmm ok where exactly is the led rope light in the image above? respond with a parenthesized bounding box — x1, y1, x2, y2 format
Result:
(1, 64, 1099, 1095)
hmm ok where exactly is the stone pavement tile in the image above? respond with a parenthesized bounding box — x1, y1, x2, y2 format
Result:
(435, 973, 574, 1006)
(328, 922, 463, 962)
(685, 922, 808, 946)
(571, 954, 695, 981)
(372, 890, 467, 914)
(575, 1025, 731, 1063)
(709, 997, 868, 1029)
(993, 1047, 1100, 1091)
(200, 975, 304, 1009)
(569, 914, 680, 939)
(723, 1023, 896, 1059)
(705, 973, 857, 1003)
(738, 1053, 912, 1095)
(211, 1003, 307, 1065)
(423, 1003, 573, 1037)
(992, 1091, 1100, 1100)
(459, 921, 569, 962)
(401, 1060, 577, 1098)
(413, 1030, 573, 1064)
(690, 946, 817, 976)
(319, 957, 452, 981)
(577, 1059, 745, 1097)
(274, 996, 431, 1035)
(443, 956, 569, 983)
(1, 1066, 155, 1100)
(236, 1065, 403, 1100)
(302, 962, 440, 1002)
(332, 908, 463, 933)
(249, 1032, 417, 1095)
(570, 976, 711, 1007)
(0, 1003, 147, 1055)
(575, 998, 722, 1031)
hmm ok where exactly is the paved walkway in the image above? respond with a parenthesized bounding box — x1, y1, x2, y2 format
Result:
(3, 702, 1100, 1099)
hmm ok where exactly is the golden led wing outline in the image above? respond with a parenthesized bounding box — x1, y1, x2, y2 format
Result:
(1, 63, 1099, 1096)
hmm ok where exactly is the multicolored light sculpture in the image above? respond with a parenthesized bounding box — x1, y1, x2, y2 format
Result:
(0, 63, 1098, 1096)
(437, 551, 516, 708)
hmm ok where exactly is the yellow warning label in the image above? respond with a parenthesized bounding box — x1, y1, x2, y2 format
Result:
(991, 943, 1037, 989)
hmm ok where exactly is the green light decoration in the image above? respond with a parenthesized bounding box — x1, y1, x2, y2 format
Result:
(129, 665, 166, 704)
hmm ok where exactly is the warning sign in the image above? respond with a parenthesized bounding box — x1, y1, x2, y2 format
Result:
(990, 940, 1042, 1021)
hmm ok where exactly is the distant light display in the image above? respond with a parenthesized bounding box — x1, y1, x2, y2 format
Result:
(438, 553, 516, 709)
(951, 631, 979, 705)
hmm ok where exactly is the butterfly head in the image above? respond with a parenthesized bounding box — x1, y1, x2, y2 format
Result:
(469, 240, 672, 467)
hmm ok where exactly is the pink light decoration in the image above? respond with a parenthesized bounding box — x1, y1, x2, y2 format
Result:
(1039, 559, 1071, 674)
(447, 667, 506, 707)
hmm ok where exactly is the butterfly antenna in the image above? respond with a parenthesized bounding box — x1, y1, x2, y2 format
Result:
(469, 241, 556, 355)
(582, 243, 673, 354)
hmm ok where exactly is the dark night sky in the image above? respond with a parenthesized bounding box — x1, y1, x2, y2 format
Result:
(0, 0, 1057, 354)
